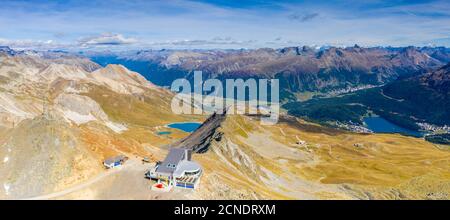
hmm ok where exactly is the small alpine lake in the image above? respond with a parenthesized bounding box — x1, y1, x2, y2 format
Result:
(156, 131, 172, 135)
(167, 122, 202, 133)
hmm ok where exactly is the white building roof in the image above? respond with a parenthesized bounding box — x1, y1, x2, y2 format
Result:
(173, 160, 201, 177)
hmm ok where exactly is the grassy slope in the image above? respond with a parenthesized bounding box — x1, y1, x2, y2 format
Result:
(84, 85, 184, 126)
(199, 114, 450, 199)
(80, 84, 205, 156)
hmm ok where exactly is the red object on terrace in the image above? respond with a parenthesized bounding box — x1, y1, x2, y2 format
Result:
(155, 183, 164, 188)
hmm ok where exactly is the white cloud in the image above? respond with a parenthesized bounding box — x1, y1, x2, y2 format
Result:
(130, 37, 259, 49)
(78, 33, 138, 46)
(0, 38, 66, 50)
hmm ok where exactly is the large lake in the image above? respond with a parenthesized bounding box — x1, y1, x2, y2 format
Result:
(167, 122, 202, 132)
(363, 117, 424, 137)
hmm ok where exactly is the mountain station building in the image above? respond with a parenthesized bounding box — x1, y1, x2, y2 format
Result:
(146, 148, 202, 190)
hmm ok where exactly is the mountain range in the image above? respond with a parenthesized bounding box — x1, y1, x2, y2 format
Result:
(86, 45, 450, 133)
(88, 46, 450, 101)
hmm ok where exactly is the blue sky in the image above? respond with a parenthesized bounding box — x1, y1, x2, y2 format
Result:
(0, 0, 449, 50)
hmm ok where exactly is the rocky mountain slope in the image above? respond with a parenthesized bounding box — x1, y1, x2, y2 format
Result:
(0, 49, 198, 199)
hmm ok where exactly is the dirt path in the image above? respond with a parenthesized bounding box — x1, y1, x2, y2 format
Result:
(24, 159, 140, 200)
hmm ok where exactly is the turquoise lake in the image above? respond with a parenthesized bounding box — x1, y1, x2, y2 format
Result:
(167, 122, 202, 132)
(156, 131, 171, 135)
(363, 117, 424, 137)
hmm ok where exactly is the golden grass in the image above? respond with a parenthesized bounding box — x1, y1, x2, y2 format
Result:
(212, 114, 450, 199)
(83, 85, 202, 127)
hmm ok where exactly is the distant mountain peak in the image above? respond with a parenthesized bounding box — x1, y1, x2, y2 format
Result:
(279, 47, 301, 55)
(0, 46, 15, 56)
